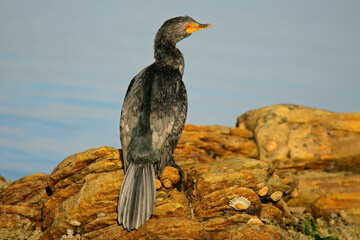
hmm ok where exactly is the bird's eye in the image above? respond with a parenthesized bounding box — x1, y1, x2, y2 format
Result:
(186, 24, 191, 29)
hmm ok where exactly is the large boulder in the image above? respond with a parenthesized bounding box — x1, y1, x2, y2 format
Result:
(237, 104, 360, 170)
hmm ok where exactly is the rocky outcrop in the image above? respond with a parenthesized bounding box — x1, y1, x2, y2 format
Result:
(44, 150, 298, 239)
(0, 104, 359, 239)
(0, 174, 47, 239)
(42, 147, 123, 239)
(237, 104, 360, 171)
(236, 104, 360, 239)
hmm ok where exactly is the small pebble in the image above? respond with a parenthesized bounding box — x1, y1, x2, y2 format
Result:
(69, 219, 81, 227)
(316, 218, 325, 227)
(66, 228, 74, 236)
(339, 210, 348, 219)
(290, 189, 298, 198)
(162, 179, 173, 189)
(288, 206, 306, 215)
(75, 226, 83, 234)
(258, 186, 269, 197)
(270, 191, 283, 202)
(155, 179, 162, 189)
(329, 218, 336, 225)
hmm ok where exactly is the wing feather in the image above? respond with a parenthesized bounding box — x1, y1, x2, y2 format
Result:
(120, 68, 147, 170)
(149, 71, 187, 176)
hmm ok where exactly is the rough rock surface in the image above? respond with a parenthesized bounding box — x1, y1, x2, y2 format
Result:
(237, 104, 360, 238)
(0, 173, 48, 239)
(174, 124, 258, 164)
(237, 104, 360, 171)
(39, 146, 294, 239)
(0, 104, 359, 239)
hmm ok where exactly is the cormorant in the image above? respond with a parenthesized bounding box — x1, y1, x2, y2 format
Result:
(118, 16, 212, 231)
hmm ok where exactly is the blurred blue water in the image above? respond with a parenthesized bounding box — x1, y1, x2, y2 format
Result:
(1, 1, 360, 181)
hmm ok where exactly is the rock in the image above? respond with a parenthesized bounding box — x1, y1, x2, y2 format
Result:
(182, 156, 298, 237)
(193, 186, 261, 220)
(155, 179, 162, 189)
(47, 146, 122, 192)
(237, 104, 360, 133)
(160, 166, 180, 183)
(69, 220, 81, 227)
(161, 179, 173, 189)
(0, 226, 43, 240)
(81, 217, 205, 240)
(187, 157, 296, 209)
(0, 173, 48, 206)
(311, 191, 360, 221)
(257, 186, 269, 196)
(1, 144, 297, 239)
(235, 104, 360, 238)
(0, 175, 10, 191)
(270, 191, 283, 202)
(286, 213, 358, 240)
(3, 104, 360, 239)
(0, 173, 48, 230)
(287, 170, 360, 209)
(42, 147, 123, 239)
(260, 204, 283, 225)
(236, 104, 360, 171)
(174, 124, 258, 165)
(286, 170, 360, 233)
(159, 166, 180, 189)
(209, 224, 291, 240)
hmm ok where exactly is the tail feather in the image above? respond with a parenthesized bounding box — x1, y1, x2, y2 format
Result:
(117, 163, 156, 230)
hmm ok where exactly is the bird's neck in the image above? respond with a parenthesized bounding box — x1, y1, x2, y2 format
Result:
(154, 41, 185, 75)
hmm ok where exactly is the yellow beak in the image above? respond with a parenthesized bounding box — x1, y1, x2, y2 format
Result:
(186, 23, 213, 34)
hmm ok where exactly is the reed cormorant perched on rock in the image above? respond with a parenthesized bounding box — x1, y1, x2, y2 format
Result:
(117, 16, 212, 231)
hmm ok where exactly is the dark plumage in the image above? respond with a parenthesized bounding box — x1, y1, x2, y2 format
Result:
(118, 16, 212, 231)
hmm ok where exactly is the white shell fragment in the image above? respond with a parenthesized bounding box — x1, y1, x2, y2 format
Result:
(229, 196, 251, 211)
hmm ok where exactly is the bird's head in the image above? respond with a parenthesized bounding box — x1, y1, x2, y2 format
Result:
(155, 16, 212, 45)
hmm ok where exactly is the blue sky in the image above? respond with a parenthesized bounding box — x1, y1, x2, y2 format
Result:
(1, 1, 359, 181)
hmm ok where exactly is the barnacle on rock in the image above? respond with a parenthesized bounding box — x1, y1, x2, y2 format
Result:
(229, 196, 251, 211)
